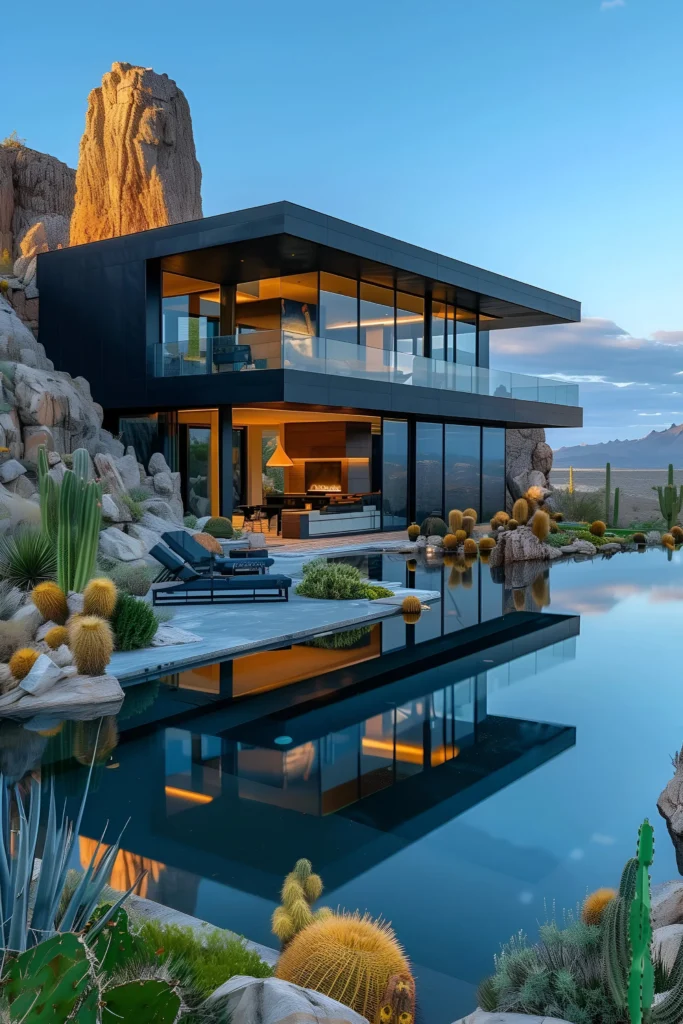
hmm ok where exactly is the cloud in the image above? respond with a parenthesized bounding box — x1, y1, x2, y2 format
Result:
(491, 317, 683, 445)
(601, 0, 625, 8)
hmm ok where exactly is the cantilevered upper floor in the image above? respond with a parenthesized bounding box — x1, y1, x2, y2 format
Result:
(37, 201, 582, 428)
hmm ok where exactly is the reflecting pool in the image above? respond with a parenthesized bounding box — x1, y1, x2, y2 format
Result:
(3, 546, 683, 1023)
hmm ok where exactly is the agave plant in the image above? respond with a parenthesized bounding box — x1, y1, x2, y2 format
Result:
(0, 732, 143, 953)
(0, 526, 57, 591)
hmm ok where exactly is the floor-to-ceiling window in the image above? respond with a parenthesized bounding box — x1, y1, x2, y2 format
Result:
(415, 422, 444, 524)
(444, 424, 481, 517)
(235, 274, 318, 336)
(319, 273, 358, 345)
(382, 419, 408, 528)
(455, 309, 477, 366)
(161, 272, 220, 375)
(232, 428, 245, 508)
(481, 426, 506, 520)
(396, 292, 424, 356)
(360, 283, 394, 352)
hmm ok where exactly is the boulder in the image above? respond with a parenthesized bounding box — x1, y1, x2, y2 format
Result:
(101, 492, 127, 522)
(0, 459, 26, 484)
(205, 976, 370, 1024)
(527, 470, 549, 491)
(0, 673, 123, 718)
(152, 625, 202, 647)
(148, 451, 172, 476)
(127, 523, 163, 553)
(658, 755, 683, 836)
(98, 527, 145, 562)
(67, 592, 84, 616)
(488, 526, 563, 566)
(49, 644, 73, 668)
(506, 428, 552, 508)
(22, 425, 56, 463)
(653, 881, 683, 929)
(153, 471, 174, 495)
(7, 474, 37, 499)
(560, 540, 597, 556)
(10, 601, 43, 634)
(141, 498, 180, 522)
(94, 453, 126, 497)
(532, 441, 554, 476)
(653, 924, 683, 974)
(141, 510, 179, 536)
(115, 452, 141, 491)
(70, 62, 202, 246)
(0, 144, 74, 265)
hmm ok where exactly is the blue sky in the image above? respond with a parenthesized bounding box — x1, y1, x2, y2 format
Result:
(4, 0, 682, 446)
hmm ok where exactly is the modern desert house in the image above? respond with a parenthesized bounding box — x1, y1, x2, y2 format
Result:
(37, 202, 581, 538)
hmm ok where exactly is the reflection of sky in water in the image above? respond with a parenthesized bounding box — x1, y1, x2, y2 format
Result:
(37, 548, 683, 1023)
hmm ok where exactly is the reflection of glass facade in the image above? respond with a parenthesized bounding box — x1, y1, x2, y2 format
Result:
(382, 419, 408, 528)
(482, 426, 506, 520)
(360, 283, 394, 351)
(445, 424, 481, 518)
(455, 309, 477, 365)
(235, 274, 318, 335)
(319, 273, 358, 344)
(161, 272, 220, 363)
(415, 422, 444, 523)
(396, 292, 424, 356)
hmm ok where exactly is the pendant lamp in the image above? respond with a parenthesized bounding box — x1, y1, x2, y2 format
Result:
(266, 428, 293, 468)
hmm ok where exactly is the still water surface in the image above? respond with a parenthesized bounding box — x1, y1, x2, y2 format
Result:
(4, 547, 683, 1023)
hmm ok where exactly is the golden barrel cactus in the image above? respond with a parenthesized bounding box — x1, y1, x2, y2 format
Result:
(461, 515, 475, 537)
(512, 498, 529, 524)
(45, 625, 69, 650)
(70, 616, 114, 676)
(194, 532, 223, 554)
(506, 519, 518, 530)
(478, 536, 496, 552)
(512, 589, 526, 612)
(83, 578, 118, 619)
(463, 538, 478, 556)
(443, 533, 459, 551)
(32, 582, 68, 624)
(590, 520, 606, 537)
(407, 523, 420, 542)
(406, 559, 417, 572)
(9, 648, 40, 680)
(581, 887, 616, 926)
(454, 529, 467, 543)
(531, 510, 550, 543)
(401, 595, 422, 616)
(672, 525, 683, 543)
(462, 507, 477, 523)
(448, 509, 463, 533)
(275, 911, 412, 1023)
(662, 532, 675, 550)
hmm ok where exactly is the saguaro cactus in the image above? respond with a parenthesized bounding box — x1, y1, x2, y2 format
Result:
(37, 446, 59, 542)
(605, 462, 611, 526)
(653, 464, 683, 531)
(55, 456, 102, 593)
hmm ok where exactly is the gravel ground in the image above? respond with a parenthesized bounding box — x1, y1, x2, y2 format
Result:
(550, 468, 683, 526)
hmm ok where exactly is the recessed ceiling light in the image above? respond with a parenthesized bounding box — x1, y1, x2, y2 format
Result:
(274, 735, 293, 745)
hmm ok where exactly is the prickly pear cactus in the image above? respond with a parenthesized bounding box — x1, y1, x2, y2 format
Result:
(71, 987, 100, 1023)
(3, 933, 92, 1022)
(86, 904, 142, 976)
(100, 980, 181, 1023)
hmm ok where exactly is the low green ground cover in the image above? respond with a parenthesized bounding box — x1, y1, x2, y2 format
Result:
(296, 559, 393, 600)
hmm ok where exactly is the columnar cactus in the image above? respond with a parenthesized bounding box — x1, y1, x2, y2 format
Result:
(627, 820, 654, 1024)
(56, 465, 102, 594)
(271, 858, 330, 947)
(652, 465, 683, 531)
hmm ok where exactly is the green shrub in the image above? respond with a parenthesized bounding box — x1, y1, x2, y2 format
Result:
(108, 561, 157, 597)
(296, 559, 369, 600)
(121, 493, 144, 522)
(111, 592, 158, 650)
(420, 515, 448, 537)
(136, 919, 273, 999)
(575, 530, 621, 548)
(551, 488, 605, 524)
(0, 527, 57, 590)
(183, 514, 198, 529)
(545, 532, 569, 548)
(203, 516, 233, 539)
(363, 584, 393, 599)
(306, 625, 373, 650)
(127, 485, 149, 502)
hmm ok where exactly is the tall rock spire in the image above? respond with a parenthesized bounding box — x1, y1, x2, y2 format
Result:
(69, 62, 202, 246)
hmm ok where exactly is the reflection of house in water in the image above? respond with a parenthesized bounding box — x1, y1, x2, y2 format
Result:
(72, 611, 578, 899)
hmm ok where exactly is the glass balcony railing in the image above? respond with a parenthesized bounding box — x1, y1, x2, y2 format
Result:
(154, 331, 579, 406)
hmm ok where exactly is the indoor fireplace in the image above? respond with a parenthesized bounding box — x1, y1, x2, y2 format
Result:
(305, 461, 342, 493)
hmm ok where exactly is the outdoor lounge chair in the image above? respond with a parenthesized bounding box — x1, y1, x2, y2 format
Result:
(160, 531, 274, 575)
(149, 545, 291, 604)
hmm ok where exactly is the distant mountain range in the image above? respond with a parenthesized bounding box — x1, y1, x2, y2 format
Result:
(553, 423, 683, 468)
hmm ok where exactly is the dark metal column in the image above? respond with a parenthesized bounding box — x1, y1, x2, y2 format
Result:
(218, 406, 233, 518)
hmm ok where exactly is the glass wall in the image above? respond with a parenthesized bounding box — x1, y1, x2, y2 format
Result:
(415, 422, 444, 524)
(319, 273, 358, 345)
(455, 309, 477, 366)
(235, 274, 318, 336)
(444, 424, 481, 517)
(186, 427, 211, 518)
(360, 283, 394, 351)
(382, 419, 408, 528)
(481, 426, 506, 520)
(232, 428, 245, 508)
(396, 292, 424, 355)
(162, 273, 220, 370)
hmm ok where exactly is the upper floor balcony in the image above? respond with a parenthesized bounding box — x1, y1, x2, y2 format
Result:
(154, 330, 579, 407)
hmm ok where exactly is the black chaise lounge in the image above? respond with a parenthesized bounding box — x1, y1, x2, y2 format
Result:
(161, 530, 273, 575)
(149, 545, 291, 605)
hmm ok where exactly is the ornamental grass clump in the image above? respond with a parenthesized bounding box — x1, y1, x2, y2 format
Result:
(108, 561, 157, 597)
(111, 593, 159, 651)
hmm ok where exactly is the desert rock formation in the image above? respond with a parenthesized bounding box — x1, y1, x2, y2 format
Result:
(506, 427, 554, 507)
(69, 62, 202, 246)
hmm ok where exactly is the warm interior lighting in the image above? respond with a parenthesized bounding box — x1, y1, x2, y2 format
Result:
(361, 737, 460, 765)
(164, 785, 214, 805)
(266, 429, 293, 468)
(308, 483, 342, 492)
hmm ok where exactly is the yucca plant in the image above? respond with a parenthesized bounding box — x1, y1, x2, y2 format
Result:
(0, 526, 57, 591)
(0, 731, 143, 954)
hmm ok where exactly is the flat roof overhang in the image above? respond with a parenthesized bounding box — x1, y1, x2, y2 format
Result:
(41, 201, 581, 330)
(136, 367, 583, 430)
